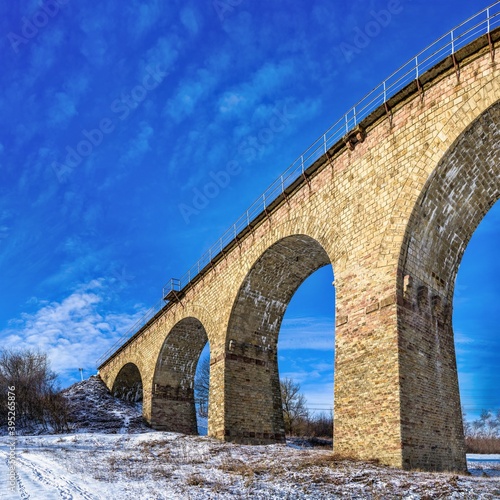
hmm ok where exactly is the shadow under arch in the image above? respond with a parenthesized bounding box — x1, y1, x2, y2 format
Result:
(222, 234, 333, 444)
(112, 362, 143, 403)
(150, 316, 208, 434)
(396, 101, 500, 471)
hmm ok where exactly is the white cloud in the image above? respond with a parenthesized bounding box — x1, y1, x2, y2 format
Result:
(126, 0, 164, 38)
(165, 69, 218, 123)
(279, 316, 335, 351)
(219, 93, 246, 114)
(180, 7, 200, 36)
(48, 92, 78, 126)
(301, 382, 335, 410)
(454, 331, 474, 345)
(121, 121, 154, 162)
(0, 281, 146, 386)
(143, 35, 182, 73)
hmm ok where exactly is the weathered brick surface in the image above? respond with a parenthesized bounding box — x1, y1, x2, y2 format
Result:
(149, 317, 208, 434)
(99, 37, 500, 471)
(397, 101, 500, 471)
(112, 362, 142, 402)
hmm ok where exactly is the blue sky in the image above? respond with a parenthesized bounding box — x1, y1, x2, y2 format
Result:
(0, 1, 498, 421)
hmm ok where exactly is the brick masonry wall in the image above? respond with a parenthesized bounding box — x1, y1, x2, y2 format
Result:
(99, 39, 500, 471)
(112, 362, 142, 403)
(149, 317, 208, 434)
(398, 101, 500, 471)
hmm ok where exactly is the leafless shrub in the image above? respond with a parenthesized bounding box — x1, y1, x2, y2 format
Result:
(0, 349, 70, 432)
(463, 408, 500, 453)
(465, 436, 500, 454)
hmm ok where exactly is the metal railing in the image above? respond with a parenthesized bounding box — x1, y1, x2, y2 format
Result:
(97, 2, 500, 368)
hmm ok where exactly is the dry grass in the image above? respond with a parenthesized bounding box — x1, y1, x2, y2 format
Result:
(185, 473, 205, 486)
(294, 451, 376, 470)
(466, 437, 500, 454)
(219, 459, 269, 476)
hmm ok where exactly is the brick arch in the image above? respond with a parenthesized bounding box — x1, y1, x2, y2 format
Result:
(111, 362, 143, 403)
(221, 233, 334, 444)
(96, 32, 500, 472)
(377, 78, 500, 267)
(150, 316, 209, 434)
(242, 214, 348, 275)
(396, 101, 500, 471)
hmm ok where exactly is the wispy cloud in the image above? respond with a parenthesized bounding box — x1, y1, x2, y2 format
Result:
(0, 280, 145, 385)
(120, 121, 154, 163)
(180, 6, 201, 36)
(125, 0, 165, 39)
(279, 316, 335, 351)
(48, 92, 78, 127)
(165, 68, 219, 123)
(454, 331, 475, 345)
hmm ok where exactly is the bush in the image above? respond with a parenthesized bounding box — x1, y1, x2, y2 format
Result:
(0, 349, 70, 433)
(465, 436, 500, 454)
(463, 408, 500, 454)
(306, 412, 333, 439)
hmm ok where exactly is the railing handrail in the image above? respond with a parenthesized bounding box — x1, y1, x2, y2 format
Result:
(97, 2, 500, 368)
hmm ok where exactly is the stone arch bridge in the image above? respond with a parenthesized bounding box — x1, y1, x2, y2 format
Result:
(98, 27, 500, 472)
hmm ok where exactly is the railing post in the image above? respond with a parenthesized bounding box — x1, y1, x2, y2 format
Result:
(451, 29, 455, 54)
(487, 8, 491, 33)
(263, 193, 266, 209)
(383, 81, 387, 103)
(345, 114, 349, 134)
(246, 210, 250, 226)
(353, 106, 357, 127)
(301, 155, 304, 173)
(323, 133, 327, 153)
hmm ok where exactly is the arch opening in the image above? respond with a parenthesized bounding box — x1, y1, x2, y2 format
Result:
(224, 234, 334, 444)
(397, 101, 500, 471)
(112, 362, 143, 404)
(194, 342, 211, 435)
(453, 201, 500, 428)
(151, 317, 209, 434)
(278, 265, 335, 439)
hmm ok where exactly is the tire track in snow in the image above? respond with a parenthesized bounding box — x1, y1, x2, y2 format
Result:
(0, 450, 97, 499)
(1, 451, 29, 499)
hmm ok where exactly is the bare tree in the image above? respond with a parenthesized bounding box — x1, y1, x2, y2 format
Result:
(307, 411, 334, 438)
(463, 407, 500, 454)
(0, 349, 69, 432)
(194, 356, 210, 418)
(280, 377, 308, 436)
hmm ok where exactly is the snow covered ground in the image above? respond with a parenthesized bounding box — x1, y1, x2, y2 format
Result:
(1, 433, 500, 499)
(1, 377, 499, 499)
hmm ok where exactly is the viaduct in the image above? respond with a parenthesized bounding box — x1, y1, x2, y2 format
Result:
(98, 16, 500, 472)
